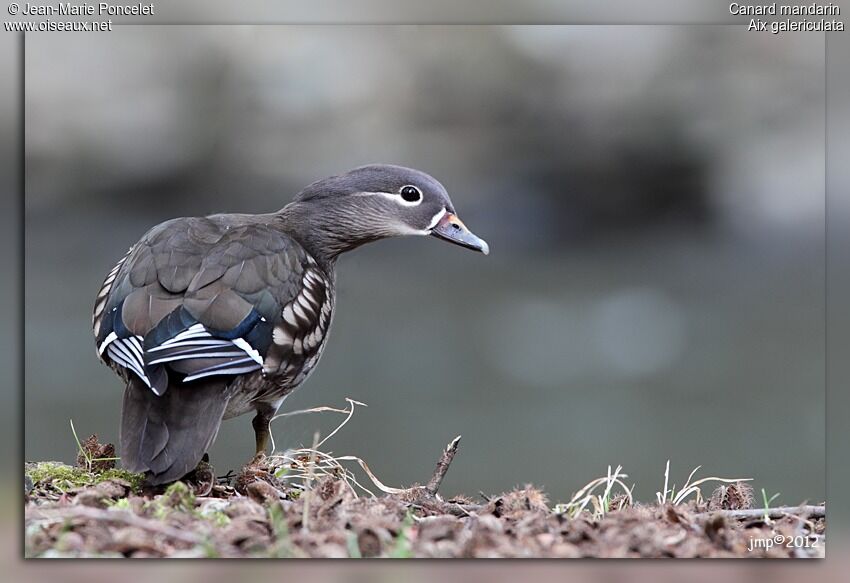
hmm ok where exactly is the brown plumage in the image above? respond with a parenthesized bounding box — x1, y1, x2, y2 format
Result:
(93, 165, 488, 485)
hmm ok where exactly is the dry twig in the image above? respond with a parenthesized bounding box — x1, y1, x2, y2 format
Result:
(426, 435, 461, 496)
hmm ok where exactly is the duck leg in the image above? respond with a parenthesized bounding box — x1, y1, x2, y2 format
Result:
(251, 404, 277, 456)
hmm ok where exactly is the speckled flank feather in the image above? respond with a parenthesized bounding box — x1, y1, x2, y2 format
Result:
(92, 248, 132, 338)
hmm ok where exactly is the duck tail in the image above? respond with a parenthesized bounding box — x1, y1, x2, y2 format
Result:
(120, 376, 229, 485)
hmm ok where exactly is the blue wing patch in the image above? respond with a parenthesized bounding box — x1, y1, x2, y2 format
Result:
(99, 304, 271, 395)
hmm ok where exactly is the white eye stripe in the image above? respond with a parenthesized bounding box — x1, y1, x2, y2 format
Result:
(355, 190, 424, 207)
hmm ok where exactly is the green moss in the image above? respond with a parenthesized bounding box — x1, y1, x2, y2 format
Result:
(197, 498, 231, 527)
(27, 462, 85, 487)
(145, 481, 197, 519)
(106, 497, 132, 511)
(389, 511, 415, 558)
(201, 539, 221, 558)
(346, 531, 362, 558)
(204, 510, 231, 528)
(99, 468, 145, 491)
(25, 461, 144, 494)
(162, 481, 195, 510)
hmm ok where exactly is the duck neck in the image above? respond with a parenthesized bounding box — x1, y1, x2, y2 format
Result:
(275, 201, 383, 267)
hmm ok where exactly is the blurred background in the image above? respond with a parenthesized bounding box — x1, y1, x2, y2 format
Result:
(24, 26, 825, 505)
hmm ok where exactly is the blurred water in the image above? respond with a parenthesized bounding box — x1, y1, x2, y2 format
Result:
(24, 26, 824, 504)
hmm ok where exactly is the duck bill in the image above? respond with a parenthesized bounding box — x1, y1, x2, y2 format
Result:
(430, 212, 490, 255)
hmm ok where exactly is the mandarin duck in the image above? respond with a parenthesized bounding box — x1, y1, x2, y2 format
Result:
(92, 164, 488, 485)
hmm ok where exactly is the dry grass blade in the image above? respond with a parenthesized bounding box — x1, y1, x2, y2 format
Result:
(656, 460, 751, 506)
(315, 398, 364, 449)
(556, 465, 633, 520)
(657, 460, 671, 505)
(267, 398, 403, 498)
(560, 460, 752, 520)
(268, 398, 367, 453)
(272, 403, 366, 419)
(272, 447, 379, 498)
(334, 455, 405, 495)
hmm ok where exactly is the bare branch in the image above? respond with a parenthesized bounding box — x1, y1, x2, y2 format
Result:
(425, 435, 461, 496)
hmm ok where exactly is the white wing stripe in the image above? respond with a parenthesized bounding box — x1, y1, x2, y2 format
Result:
(232, 337, 263, 365)
(108, 340, 140, 371)
(125, 336, 144, 362)
(147, 338, 232, 352)
(159, 327, 212, 346)
(106, 340, 152, 388)
(98, 331, 118, 355)
(183, 359, 260, 383)
(148, 351, 247, 365)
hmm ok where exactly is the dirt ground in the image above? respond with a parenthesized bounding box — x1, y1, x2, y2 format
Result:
(24, 439, 825, 559)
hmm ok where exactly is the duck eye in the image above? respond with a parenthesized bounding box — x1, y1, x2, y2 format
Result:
(400, 185, 422, 203)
